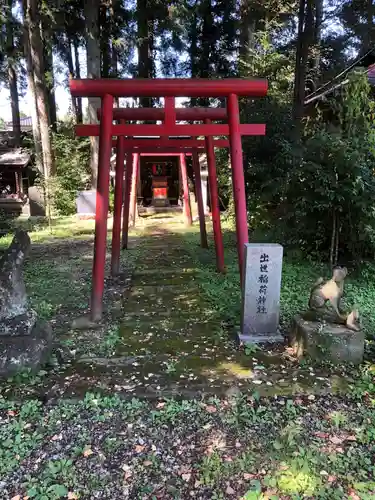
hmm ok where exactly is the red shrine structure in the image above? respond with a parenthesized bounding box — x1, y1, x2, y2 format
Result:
(69, 78, 268, 321)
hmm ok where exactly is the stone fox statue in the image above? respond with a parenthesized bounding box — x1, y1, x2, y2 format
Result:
(308, 266, 348, 321)
(307, 266, 361, 331)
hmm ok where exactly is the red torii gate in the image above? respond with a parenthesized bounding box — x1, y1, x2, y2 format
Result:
(69, 78, 268, 321)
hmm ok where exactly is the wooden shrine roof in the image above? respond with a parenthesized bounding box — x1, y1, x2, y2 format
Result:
(0, 149, 31, 169)
(0, 131, 31, 170)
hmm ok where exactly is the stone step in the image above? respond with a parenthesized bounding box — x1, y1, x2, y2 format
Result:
(128, 284, 198, 295)
(48, 351, 344, 400)
(136, 258, 192, 269)
(121, 303, 200, 316)
(125, 291, 200, 310)
(132, 272, 198, 287)
(117, 321, 224, 356)
(119, 315, 220, 329)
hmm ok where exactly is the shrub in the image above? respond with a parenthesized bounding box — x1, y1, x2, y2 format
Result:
(52, 122, 91, 215)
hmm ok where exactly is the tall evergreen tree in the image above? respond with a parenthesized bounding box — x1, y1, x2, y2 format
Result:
(5, 0, 21, 145)
(23, 0, 55, 180)
(84, 0, 100, 187)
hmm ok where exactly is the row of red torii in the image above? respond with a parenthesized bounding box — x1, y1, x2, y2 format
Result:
(69, 78, 268, 321)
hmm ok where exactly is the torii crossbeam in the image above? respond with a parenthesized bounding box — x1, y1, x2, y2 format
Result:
(69, 78, 268, 321)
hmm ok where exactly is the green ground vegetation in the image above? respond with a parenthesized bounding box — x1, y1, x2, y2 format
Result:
(0, 217, 374, 498)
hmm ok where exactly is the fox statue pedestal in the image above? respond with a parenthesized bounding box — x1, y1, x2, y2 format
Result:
(290, 267, 364, 364)
(0, 230, 52, 377)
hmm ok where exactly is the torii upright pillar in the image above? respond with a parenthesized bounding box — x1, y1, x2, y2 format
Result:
(111, 121, 126, 276)
(122, 152, 134, 249)
(129, 153, 139, 227)
(228, 93, 248, 284)
(192, 149, 208, 249)
(91, 93, 114, 321)
(205, 119, 225, 273)
(179, 153, 192, 226)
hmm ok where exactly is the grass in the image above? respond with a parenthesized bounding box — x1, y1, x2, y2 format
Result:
(0, 216, 375, 498)
(181, 219, 375, 343)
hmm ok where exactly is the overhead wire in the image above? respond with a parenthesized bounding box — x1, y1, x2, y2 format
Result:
(304, 45, 375, 102)
(304, 65, 373, 104)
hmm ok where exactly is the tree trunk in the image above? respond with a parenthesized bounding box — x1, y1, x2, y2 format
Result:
(292, 0, 314, 135)
(367, 0, 374, 52)
(238, 0, 256, 76)
(311, 0, 323, 90)
(111, 45, 118, 78)
(84, 0, 101, 188)
(293, 0, 306, 126)
(25, 0, 55, 179)
(330, 210, 336, 268)
(189, 2, 199, 107)
(111, 46, 119, 106)
(335, 224, 339, 266)
(66, 41, 80, 122)
(6, 0, 21, 146)
(42, 38, 57, 131)
(109, 0, 118, 79)
(198, 0, 214, 106)
(73, 41, 83, 122)
(100, 1, 111, 78)
(137, 0, 153, 108)
(22, 0, 42, 173)
(8, 68, 21, 145)
(201, 0, 213, 78)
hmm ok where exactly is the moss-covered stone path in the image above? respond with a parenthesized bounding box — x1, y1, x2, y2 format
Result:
(65, 218, 346, 399)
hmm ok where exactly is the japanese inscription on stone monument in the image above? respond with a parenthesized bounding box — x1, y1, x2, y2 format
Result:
(240, 243, 283, 342)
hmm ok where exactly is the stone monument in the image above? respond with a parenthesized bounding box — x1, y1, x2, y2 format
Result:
(0, 230, 52, 376)
(290, 266, 364, 364)
(240, 243, 284, 343)
(76, 190, 96, 219)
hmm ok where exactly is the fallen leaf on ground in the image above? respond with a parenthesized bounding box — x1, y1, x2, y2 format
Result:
(314, 432, 329, 439)
(135, 445, 146, 453)
(11, 495, 21, 500)
(68, 493, 78, 500)
(330, 436, 344, 445)
(83, 448, 93, 457)
(205, 405, 217, 413)
(348, 490, 360, 500)
(143, 461, 153, 466)
(346, 435, 357, 441)
(226, 485, 235, 495)
(264, 489, 278, 497)
(243, 473, 256, 480)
